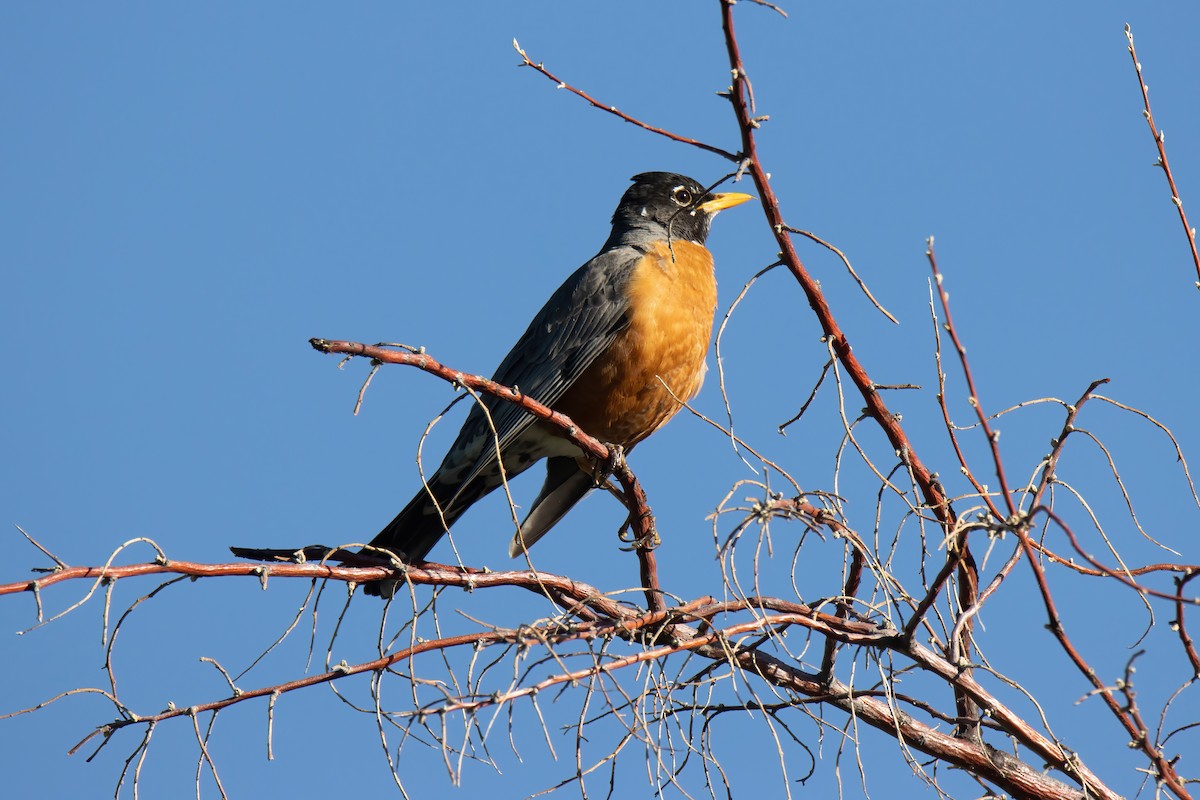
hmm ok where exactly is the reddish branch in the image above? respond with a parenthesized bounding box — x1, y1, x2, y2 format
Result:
(715, 0, 989, 742)
(1008, 372, 1200, 793)
(716, 3, 952, 527)
(715, 1, 984, 651)
(309, 338, 667, 613)
(926, 244, 1193, 789)
(1176, 571, 1200, 675)
(1, 558, 386, 598)
(509, 9, 959, 545)
(10, 553, 1117, 800)
(1125, 25, 1200, 287)
(1009, 512, 1191, 798)
(1030, 379, 1110, 508)
(504, 9, 1185, 796)
(927, 241, 1017, 519)
(8, 8, 1196, 800)
(512, 40, 740, 163)
(1033, 506, 1200, 604)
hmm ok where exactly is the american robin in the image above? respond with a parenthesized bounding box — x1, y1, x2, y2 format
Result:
(365, 172, 750, 592)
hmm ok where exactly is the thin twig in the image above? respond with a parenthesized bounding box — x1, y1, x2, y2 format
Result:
(512, 40, 740, 162)
(1125, 24, 1200, 287)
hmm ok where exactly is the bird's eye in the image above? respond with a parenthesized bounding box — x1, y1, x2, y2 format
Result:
(671, 187, 693, 206)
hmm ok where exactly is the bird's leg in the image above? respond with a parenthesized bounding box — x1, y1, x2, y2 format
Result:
(599, 444, 661, 551)
(619, 513, 667, 551)
(587, 443, 625, 487)
(593, 444, 639, 546)
(604, 439, 664, 613)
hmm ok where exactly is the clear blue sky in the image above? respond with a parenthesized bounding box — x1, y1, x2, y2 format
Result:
(4, 3, 1199, 798)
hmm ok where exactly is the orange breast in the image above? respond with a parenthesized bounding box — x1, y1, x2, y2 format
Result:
(554, 239, 717, 447)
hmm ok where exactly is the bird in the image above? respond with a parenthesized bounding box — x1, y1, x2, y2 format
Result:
(364, 172, 750, 594)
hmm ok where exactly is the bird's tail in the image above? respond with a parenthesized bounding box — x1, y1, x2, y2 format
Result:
(362, 476, 490, 597)
(508, 456, 595, 557)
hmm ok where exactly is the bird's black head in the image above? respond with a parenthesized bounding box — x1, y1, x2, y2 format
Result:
(608, 172, 752, 246)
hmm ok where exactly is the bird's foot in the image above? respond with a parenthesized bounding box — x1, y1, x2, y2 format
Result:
(595, 442, 627, 487)
(616, 510, 660, 550)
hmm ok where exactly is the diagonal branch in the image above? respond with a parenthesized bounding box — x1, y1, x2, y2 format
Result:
(716, 1, 953, 533)
(308, 338, 667, 612)
(1125, 25, 1200, 288)
(512, 40, 741, 162)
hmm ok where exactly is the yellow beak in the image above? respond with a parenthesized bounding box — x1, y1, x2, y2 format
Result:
(697, 191, 754, 214)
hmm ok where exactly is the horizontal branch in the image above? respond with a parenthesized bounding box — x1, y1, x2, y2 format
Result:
(5, 544, 1117, 799)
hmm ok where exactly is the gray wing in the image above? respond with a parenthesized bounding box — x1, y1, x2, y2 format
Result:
(437, 245, 643, 488)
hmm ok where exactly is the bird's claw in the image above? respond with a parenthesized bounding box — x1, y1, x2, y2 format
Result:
(595, 442, 626, 486)
(616, 510, 660, 550)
